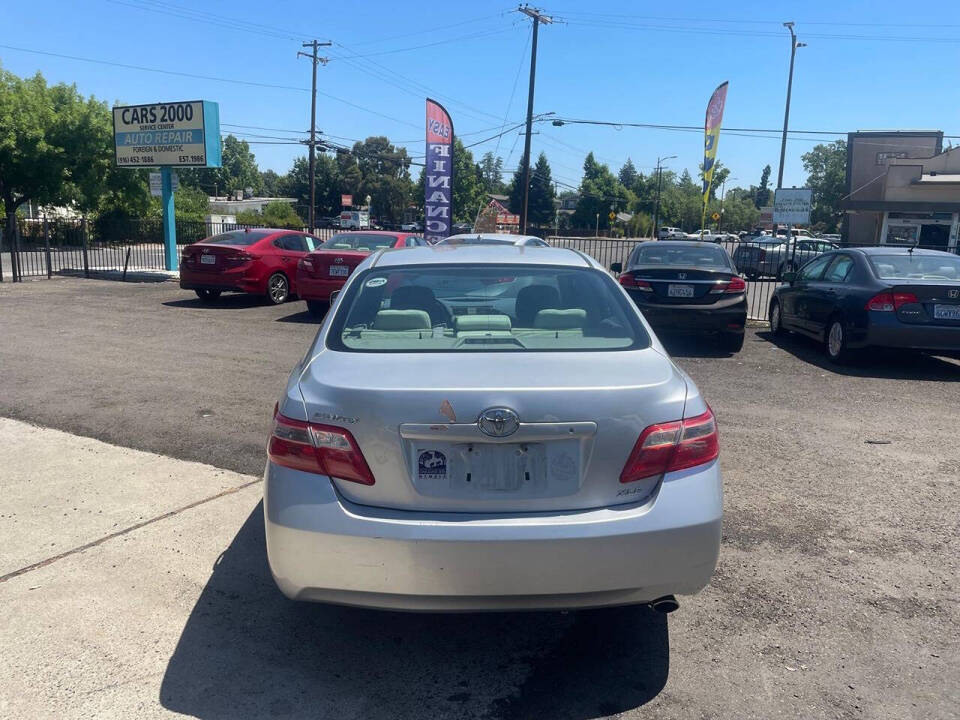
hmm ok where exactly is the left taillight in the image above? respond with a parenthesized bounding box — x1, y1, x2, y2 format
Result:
(620, 408, 719, 483)
(268, 407, 374, 485)
(619, 273, 652, 291)
(298, 258, 314, 273)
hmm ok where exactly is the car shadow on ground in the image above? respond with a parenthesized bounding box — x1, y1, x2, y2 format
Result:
(276, 309, 323, 324)
(757, 330, 960, 381)
(160, 503, 670, 720)
(657, 333, 739, 359)
(162, 294, 275, 310)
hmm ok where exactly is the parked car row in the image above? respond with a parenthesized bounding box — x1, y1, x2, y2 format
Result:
(732, 237, 839, 279)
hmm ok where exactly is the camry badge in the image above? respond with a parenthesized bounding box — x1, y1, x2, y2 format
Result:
(478, 407, 520, 437)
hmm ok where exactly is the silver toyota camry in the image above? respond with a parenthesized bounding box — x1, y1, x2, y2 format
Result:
(264, 244, 722, 612)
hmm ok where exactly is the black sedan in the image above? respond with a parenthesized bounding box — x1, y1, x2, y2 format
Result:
(769, 247, 960, 362)
(612, 241, 748, 352)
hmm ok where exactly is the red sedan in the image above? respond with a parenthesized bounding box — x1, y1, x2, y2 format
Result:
(297, 231, 423, 315)
(180, 228, 322, 304)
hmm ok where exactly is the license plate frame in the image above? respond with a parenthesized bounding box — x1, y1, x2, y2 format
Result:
(933, 304, 960, 320)
(328, 265, 350, 277)
(667, 284, 695, 298)
(200, 254, 216, 265)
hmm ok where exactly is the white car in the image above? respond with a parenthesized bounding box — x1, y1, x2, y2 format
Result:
(400, 221, 422, 231)
(658, 226, 689, 240)
(264, 245, 722, 611)
(438, 233, 549, 247)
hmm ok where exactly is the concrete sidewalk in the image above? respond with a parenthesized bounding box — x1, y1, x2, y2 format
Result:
(0, 418, 261, 718)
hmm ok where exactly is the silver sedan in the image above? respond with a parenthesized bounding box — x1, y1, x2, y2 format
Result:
(264, 245, 722, 612)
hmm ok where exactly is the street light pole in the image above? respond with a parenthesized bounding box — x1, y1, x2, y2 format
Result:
(298, 40, 331, 233)
(652, 154, 676, 240)
(776, 23, 805, 192)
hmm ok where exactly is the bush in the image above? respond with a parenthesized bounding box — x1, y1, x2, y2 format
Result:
(237, 201, 303, 229)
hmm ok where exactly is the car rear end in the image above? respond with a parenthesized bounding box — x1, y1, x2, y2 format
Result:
(862, 252, 960, 352)
(297, 250, 369, 302)
(180, 230, 273, 294)
(264, 249, 722, 611)
(620, 244, 747, 338)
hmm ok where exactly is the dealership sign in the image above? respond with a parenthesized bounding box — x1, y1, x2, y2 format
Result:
(113, 101, 221, 167)
(773, 188, 813, 225)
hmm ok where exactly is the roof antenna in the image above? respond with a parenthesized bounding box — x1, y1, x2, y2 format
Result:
(908, 235, 919, 254)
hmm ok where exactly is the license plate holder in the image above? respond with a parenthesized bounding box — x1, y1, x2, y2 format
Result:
(200, 254, 216, 265)
(667, 284, 695, 298)
(933, 304, 960, 320)
(328, 265, 350, 277)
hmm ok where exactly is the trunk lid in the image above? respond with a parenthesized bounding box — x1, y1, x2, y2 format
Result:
(631, 267, 736, 305)
(181, 243, 254, 273)
(296, 348, 688, 513)
(892, 281, 960, 326)
(300, 249, 369, 280)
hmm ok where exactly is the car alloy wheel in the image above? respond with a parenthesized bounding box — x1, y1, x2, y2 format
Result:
(268, 273, 289, 305)
(826, 319, 849, 363)
(770, 301, 784, 336)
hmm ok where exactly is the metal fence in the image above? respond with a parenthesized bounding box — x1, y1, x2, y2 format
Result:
(0, 218, 342, 282)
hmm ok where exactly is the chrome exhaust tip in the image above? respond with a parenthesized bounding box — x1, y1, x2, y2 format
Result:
(649, 595, 679, 614)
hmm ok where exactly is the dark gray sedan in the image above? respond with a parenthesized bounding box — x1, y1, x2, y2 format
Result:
(769, 247, 960, 362)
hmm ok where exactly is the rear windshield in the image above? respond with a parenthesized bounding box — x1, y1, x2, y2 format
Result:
(327, 264, 650, 352)
(869, 254, 960, 281)
(634, 245, 731, 269)
(203, 230, 272, 246)
(320, 233, 397, 251)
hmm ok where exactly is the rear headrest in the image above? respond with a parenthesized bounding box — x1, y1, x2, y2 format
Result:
(331, 243, 352, 249)
(515, 284, 560, 326)
(455, 314, 512, 332)
(372, 309, 431, 331)
(534, 308, 587, 330)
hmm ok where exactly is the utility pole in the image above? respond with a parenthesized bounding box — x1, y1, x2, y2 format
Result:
(652, 155, 676, 240)
(517, 5, 552, 234)
(298, 40, 331, 232)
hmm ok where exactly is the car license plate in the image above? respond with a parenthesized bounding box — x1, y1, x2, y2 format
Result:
(200, 254, 216, 265)
(933, 304, 960, 320)
(328, 265, 350, 277)
(668, 284, 695, 298)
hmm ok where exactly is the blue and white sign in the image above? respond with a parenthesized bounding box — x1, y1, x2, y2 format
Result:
(113, 100, 221, 168)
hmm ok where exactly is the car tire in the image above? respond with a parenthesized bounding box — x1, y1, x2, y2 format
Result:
(306, 300, 328, 318)
(194, 289, 221, 302)
(825, 317, 853, 363)
(266, 273, 290, 305)
(721, 332, 745, 353)
(769, 300, 786, 336)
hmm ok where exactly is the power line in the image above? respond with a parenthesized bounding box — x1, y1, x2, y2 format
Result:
(0, 44, 422, 131)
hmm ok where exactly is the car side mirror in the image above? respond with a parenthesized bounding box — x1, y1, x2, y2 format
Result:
(782, 271, 797, 283)
(610, 262, 623, 274)
(329, 289, 341, 303)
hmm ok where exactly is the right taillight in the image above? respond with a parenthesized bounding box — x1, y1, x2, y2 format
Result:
(620, 408, 719, 483)
(298, 258, 314, 273)
(866, 291, 917, 312)
(268, 408, 374, 485)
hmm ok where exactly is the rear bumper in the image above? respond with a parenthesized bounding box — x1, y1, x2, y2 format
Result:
(628, 294, 747, 333)
(179, 266, 263, 293)
(263, 460, 723, 611)
(862, 316, 960, 351)
(296, 274, 345, 302)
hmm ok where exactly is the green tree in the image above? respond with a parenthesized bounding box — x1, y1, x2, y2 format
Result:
(352, 136, 413, 222)
(618, 158, 640, 189)
(754, 164, 772, 208)
(236, 200, 302, 228)
(0, 68, 149, 236)
(280, 154, 341, 221)
(178, 135, 261, 197)
(478, 151, 504, 195)
(571, 153, 629, 231)
(260, 169, 282, 197)
(527, 153, 555, 226)
(698, 161, 730, 203)
(802, 140, 847, 232)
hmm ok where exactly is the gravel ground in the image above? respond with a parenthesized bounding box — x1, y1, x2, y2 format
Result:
(0, 276, 957, 719)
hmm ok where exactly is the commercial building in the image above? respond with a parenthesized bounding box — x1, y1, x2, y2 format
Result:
(843, 131, 959, 251)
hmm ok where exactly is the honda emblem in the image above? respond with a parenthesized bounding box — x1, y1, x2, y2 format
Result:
(677, 272, 687, 280)
(949, 289, 959, 299)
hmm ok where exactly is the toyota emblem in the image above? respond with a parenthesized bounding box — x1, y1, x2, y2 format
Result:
(478, 407, 520, 437)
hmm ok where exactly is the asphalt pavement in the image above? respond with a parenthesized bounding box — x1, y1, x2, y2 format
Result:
(0, 276, 958, 719)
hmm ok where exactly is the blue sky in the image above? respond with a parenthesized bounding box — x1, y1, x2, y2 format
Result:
(3, 0, 959, 194)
